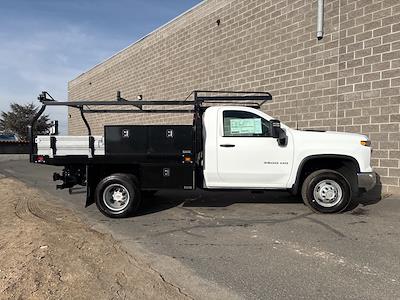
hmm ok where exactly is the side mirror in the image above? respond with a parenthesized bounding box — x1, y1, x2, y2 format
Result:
(271, 119, 287, 147)
(271, 119, 281, 139)
(277, 130, 288, 147)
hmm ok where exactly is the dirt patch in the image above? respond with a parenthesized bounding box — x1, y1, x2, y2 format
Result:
(0, 177, 190, 299)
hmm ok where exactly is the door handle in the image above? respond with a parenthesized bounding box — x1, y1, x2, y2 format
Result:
(220, 144, 235, 148)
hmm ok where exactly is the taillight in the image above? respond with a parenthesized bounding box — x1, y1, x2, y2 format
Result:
(36, 155, 45, 163)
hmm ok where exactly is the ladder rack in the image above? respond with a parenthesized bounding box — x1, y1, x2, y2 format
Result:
(29, 90, 273, 162)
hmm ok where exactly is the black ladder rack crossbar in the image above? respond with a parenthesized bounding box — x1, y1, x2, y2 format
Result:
(41, 96, 270, 107)
(38, 91, 272, 112)
(40, 100, 197, 107)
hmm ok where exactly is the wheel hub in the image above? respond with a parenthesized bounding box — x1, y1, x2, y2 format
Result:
(103, 184, 131, 212)
(112, 191, 124, 202)
(313, 179, 343, 208)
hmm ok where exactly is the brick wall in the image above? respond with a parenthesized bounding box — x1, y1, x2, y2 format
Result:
(69, 0, 400, 194)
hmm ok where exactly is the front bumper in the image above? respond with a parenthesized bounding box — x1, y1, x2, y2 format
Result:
(357, 172, 377, 191)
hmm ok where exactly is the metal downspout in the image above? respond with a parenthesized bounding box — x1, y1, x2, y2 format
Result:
(317, 0, 325, 40)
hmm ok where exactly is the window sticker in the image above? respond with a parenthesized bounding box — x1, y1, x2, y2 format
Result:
(230, 118, 262, 135)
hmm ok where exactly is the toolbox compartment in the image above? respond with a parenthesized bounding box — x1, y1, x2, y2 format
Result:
(105, 125, 193, 156)
(140, 163, 194, 190)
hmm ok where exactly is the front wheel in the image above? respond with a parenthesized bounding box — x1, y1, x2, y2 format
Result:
(95, 174, 141, 218)
(301, 169, 352, 213)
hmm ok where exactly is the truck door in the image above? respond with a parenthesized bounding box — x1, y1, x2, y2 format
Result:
(216, 109, 294, 188)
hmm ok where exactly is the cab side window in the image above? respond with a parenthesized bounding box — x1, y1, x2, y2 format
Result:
(223, 111, 272, 137)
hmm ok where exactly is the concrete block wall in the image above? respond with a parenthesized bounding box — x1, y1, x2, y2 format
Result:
(69, 0, 400, 194)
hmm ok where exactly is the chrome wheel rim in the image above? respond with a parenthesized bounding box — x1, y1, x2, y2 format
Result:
(103, 184, 130, 212)
(313, 180, 343, 208)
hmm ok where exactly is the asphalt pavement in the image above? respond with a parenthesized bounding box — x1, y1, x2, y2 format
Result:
(1, 159, 399, 299)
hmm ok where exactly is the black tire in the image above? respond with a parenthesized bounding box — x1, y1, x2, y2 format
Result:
(301, 169, 352, 213)
(95, 173, 141, 218)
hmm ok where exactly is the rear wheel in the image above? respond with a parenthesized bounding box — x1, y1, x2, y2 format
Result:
(301, 169, 352, 213)
(95, 174, 141, 218)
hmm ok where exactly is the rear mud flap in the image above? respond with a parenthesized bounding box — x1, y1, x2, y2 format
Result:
(85, 187, 95, 207)
(85, 165, 95, 207)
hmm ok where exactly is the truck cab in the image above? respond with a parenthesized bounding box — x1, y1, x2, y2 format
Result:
(203, 106, 294, 189)
(202, 105, 375, 213)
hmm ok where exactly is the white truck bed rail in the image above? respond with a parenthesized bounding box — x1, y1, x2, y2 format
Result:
(36, 136, 105, 157)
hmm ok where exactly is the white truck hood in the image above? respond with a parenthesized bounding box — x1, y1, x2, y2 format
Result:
(288, 129, 372, 173)
(291, 129, 368, 142)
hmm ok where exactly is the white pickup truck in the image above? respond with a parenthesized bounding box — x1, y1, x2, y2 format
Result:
(30, 91, 376, 217)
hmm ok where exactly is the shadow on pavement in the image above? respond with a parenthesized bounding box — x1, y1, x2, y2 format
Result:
(137, 190, 302, 217)
(138, 177, 385, 217)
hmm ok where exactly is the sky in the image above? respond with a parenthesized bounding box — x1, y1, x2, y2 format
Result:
(0, 0, 201, 133)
